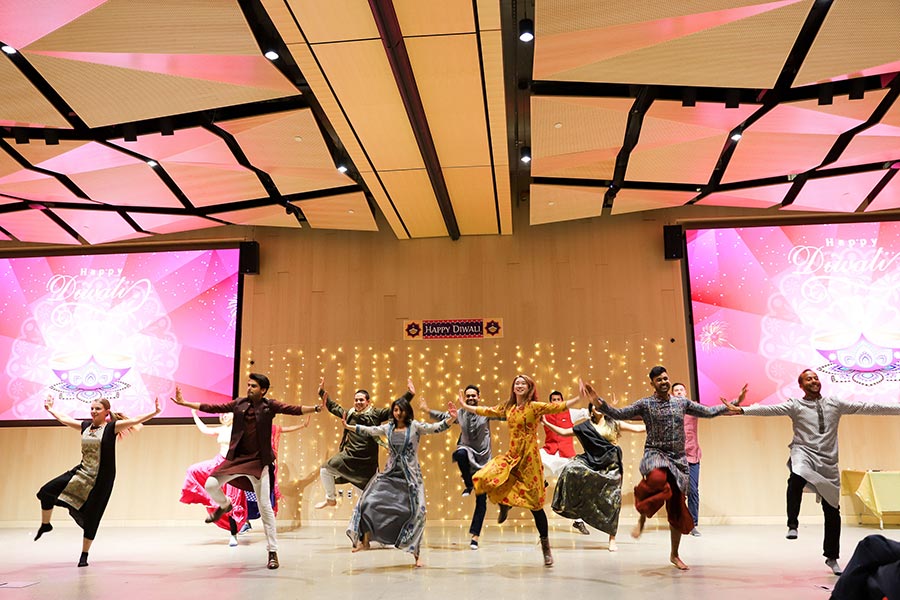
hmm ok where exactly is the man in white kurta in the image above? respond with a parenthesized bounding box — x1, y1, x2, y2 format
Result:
(740, 369, 900, 575)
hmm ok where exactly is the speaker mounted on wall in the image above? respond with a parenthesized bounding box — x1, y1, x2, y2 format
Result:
(239, 241, 260, 274)
(663, 225, 684, 260)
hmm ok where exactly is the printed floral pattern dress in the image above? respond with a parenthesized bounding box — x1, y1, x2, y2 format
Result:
(472, 400, 567, 510)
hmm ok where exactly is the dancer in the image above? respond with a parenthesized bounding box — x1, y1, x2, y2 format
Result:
(171, 373, 324, 570)
(674, 382, 703, 537)
(35, 394, 161, 567)
(581, 366, 743, 570)
(346, 381, 456, 567)
(735, 368, 900, 575)
(540, 389, 590, 535)
(458, 374, 582, 567)
(179, 410, 248, 546)
(830, 534, 900, 600)
(243, 419, 310, 530)
(544, 403, 645, 552)
(420, 385, 498, 550)
(316, 377, 392, 509)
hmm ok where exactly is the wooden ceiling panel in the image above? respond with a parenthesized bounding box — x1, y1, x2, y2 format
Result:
(52, 208, 146, 244)
(696, 184, 790, 208)
(443, 166, 498, 234)
(293, 191, 378, 231)
(0, 174, 89, 204)
(128, 213, 224, 235)
(724, 133, 841, 183)
(70, 164, 183, 208)
(531, 96, 632, 180)
(285, 0, 379, 44)
(313, 40, 425, 171)
(530, 183, 603, 225)
(161, 163, 266, 208)
(475, 0, 502, 30)
(27, 54, 297, 127)
(394, 0, 474, 36)
(479, 30, 511, 233)
(611, 189, 694, 214)
(535, 0, 813, 87)
(0, 59, 70, 128)
(379, 170, 447, 237)
(795, 0, 900, 86)
(0, 209, 78, 244)
(406, 34, 490, 168)
(212, 205, 303, 229)
(784, 171, 885, 212)
(866, 174, 900, 213)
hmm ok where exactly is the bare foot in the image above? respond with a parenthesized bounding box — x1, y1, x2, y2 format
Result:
(631, 515, 646, 539)
(670, 555, 690, 570)
(314, 499, 337, 509)
(414, 556, 423, 568)
(608, 537, 618, 552)
(352, 533, 370, 553)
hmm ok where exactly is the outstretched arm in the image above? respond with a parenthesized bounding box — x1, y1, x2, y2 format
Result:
(280, 416, 311, 433)
(114, 397, 162, 433)
(541, 416, 575, 437)
(44, 395, 82, 430)
(619, 420, 646, 433)
(191, 409, 218, 435)
(581, 380, 641, 420)
(171, 387, 201, 410)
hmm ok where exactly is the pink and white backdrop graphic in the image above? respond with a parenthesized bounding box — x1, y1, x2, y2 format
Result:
(687, 222, 900, 406)
(0, 248, 240, 422)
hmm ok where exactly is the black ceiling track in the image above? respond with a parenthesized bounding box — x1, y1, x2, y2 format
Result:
(368, 0, 461, 240)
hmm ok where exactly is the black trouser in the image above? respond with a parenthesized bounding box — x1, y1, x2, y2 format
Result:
(452, 448, 475, 489)
(830, 534, 900, 600)
(532, 509, 549, 538)
(787, 471, 840, 559)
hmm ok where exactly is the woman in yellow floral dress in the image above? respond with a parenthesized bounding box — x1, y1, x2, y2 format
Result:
(456, 374, 581, 567)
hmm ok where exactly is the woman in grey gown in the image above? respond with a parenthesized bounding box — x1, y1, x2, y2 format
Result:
(345, 380, 457, 567)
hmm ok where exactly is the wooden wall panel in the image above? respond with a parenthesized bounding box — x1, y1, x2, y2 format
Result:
(2, 208, 897, 528)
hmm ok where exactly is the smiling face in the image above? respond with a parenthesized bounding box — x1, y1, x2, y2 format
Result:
(798, 369, 822, 398)
(90, 400, 109, 425)
(354, 392, 371, 412)
(464, 387, 480, 406)
(513, 376, 530, 397)
(650, 371, 671, 396)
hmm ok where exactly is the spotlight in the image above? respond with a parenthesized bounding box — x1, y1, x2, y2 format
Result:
(1, 45, 16, 55)
(264, 50, 279, 60)
(520, 146, 532, 164)
(337, 165, 348, 174)
(730, 132, 742, 142)
(518, 18, 534, 43)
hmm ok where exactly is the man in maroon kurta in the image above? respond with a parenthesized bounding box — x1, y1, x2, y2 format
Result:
(173, 373, 323, 569)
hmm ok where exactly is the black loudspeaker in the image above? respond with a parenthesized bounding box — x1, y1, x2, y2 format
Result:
(663, 225, 684, 260)
(239, 241, 260, 274)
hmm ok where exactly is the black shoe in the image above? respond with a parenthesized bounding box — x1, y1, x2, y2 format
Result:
(267, 551, 279, 570)
(205, 502, 232, 523)
(786, 528, 798, 540)
(498, 504, 510, 524)
(78, 552, 89, 567)
(573, 521, 590, 535)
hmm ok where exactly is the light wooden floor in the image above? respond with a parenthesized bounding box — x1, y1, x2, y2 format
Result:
(3, 520, 893, 599)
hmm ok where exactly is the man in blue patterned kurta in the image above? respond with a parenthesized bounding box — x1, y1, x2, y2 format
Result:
(583, 366, 742, 570)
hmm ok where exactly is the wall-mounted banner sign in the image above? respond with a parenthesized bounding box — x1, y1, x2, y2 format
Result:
(403, 319, 503, 340)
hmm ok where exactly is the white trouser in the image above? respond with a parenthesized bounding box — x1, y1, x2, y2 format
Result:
(207, 469, 276, 552)
(319, 466, 363, 501)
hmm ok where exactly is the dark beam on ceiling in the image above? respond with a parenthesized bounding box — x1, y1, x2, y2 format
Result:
(602, 87, 656, 214)
(368, 0, 460, 239)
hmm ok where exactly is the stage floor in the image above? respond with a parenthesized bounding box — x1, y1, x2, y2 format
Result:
(3, 521, 890, 599)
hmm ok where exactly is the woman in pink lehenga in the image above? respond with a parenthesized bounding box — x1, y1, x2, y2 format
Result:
(179, 410, 247, 546)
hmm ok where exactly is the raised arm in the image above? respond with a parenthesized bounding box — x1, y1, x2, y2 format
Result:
(541, 416, 575, 437)
(280, 415, 311, 433)
(44, 395, 82, 430)
(114, 397, 162, 433)
(581, 381, 642, 420)
(171, 386, 201, 410)
(191, 409, 218, 435)
(619, 420, 646, 433)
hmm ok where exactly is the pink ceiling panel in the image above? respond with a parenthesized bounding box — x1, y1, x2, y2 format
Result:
(128, 213, 224, 235)
(24, 140, 140, 174)
(0, 174, 92, 204)
(865, 174, 900, 213)
(0, 208, 79, 244)
(0, 0, 106, 49)
(696, 183, 790, 208)
(69, 164, 182, 208)
(723, 132, 838, 183)
(830, 135, 900, 170)
(52, 208, 147, 244)
(161, 163, 266, 207)
(109, 129, 238, 164)
(0, 230, 10, 241)
(26, 52, 298, 93)
(748, 94, 886, 134)
(611, 189, 694, 214)
(784, 171, 886, 212)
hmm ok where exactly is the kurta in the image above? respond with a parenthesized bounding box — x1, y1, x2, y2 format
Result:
(598, 395, 726, 495)
(743, 395, 900, 509)
(429, 408, 495, 471)
(472, 400, 567, 510)
(37, 420, 117, 539)
(551, 418, 623, 535)
(324, 395, 395, 489)
(346, 419, 452, 555)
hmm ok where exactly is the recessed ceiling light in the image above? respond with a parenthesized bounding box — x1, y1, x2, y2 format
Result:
(294, 135, 303, 142)
(348, 209, 355, 214)
(264, 51, 279, 61)
(548, 201, 555, 206)
(554, 122, 562, 129)
(1, 45, 16, 55)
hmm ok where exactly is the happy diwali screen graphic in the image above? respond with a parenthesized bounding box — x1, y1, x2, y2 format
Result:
(0, 248, 241, 423)
(686, 221, 900, 406)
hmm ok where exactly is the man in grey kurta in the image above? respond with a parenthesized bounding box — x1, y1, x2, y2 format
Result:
(740, 368, 900, 575)
(315, 382, 399, 508)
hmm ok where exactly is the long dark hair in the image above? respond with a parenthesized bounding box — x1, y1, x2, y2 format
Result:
(390, 396, 414, 426)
